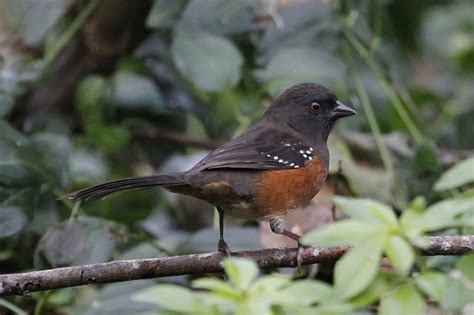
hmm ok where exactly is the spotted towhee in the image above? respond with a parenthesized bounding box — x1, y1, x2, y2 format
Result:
(66, 83, 357, 254)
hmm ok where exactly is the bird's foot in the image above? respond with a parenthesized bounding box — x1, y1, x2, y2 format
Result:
(218, 238, 231, 257)
(295, 241, 306, 268)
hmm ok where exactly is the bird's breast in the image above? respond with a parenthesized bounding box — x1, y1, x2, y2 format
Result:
(253, 158, 328, 219)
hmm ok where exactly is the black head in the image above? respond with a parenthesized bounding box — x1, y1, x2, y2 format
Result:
(263, 83, 356, 141)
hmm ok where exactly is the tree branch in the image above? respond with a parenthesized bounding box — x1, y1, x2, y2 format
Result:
(1, 235, 472, 296)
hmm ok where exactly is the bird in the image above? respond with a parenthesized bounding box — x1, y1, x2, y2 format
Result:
(66, 83, 357, 254)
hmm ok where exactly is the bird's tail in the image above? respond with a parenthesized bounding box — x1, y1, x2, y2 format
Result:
(64, 173, 185, 201)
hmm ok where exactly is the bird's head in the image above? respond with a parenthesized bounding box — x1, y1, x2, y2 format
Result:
(264, 83, 357, 141)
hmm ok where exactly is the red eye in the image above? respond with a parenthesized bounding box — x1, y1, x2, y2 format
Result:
(310, 102, 320, 113)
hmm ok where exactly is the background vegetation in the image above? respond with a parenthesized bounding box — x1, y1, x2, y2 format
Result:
(0, 0, 473, 314)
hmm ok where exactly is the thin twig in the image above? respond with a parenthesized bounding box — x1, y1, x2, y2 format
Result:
(0, 235, 472, 296)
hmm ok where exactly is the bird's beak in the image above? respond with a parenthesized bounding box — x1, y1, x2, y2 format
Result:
(331, 101, 357, 120)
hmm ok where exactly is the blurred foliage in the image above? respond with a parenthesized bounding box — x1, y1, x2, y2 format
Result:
(0, 0, 473, 314)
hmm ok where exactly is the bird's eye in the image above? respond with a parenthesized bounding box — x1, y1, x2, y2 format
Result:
(310, 102, 320, 113)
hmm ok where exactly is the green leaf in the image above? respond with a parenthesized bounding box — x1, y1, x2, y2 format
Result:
(112, 72, 164, 113)
(146, 0, 185, 29)
(434, 157, 474, 191)
(192, 278, 240, 300)
(176, 0, 253, 35)
(334, 197, 398, 228)
(171, 30, 243, 92)
(133, 284, 205, 313)
(440, 275, 474, 311)
(301, 220, 386, 246)
(1, 0, 65, 46)
(35, 216, 122, 267)
(223, 258, 259, 290)
(414, 272, 448, 301)
(254, 46, 345, 97)
(280, 279, 333, 305)
(0, 206, 27, 238)
(384, 235, 415, 274)
(404, 196, 474, 232)
(379, 284, 426, 315)
(334, 239, 384, 299)
(248, 275, 291, 293)
(456, 253, 474, 281)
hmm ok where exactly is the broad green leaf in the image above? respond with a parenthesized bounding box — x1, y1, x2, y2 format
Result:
(349, 274, 390, 308)
(248, 275, 290, 293)
(280, 279, 333, 305)
(434, 157, 474, 191)
(35, 216, 122, 267)
(404, 196, 474, 233)
(414, 272, 448, 301)
(334, 239, 384, 299)
(223, 258, 258, 290)
(112, 72, 164, 113)
(334, 197, 398, 228)
(1, 0, 65, 46)
(176, 0, 253, 35)
(254, 47, 345, 97)
(192, 278, 240, 300)
(302, 220, 386, 246)
(440, 276, 474, 311)
(172, 30, 242, 92)
(379, 284, 426, 315)
(75, 75, 108, 111)
(146, 0, 185, 29)
(0, 206, 27, 238)
(456, 253, 474, 281)
(133, 284, 205, 313)
(384, 235, 415, 274)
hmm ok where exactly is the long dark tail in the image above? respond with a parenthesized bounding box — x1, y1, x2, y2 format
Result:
(65, 173, 185, 201)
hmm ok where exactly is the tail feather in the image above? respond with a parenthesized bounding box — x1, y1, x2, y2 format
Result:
(65, 173, 185, 201)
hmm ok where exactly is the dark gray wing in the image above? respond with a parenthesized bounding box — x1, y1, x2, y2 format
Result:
(196, 127, 315, 170)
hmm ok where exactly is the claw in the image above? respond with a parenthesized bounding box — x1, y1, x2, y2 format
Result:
(296, 244, 305, 268)
(218, 238, 231, 257)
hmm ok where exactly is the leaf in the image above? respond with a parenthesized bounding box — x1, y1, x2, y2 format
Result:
(258, 2, 333, 59)
(192, 278, 240, 300)
(35, 216, 122, 267)
(112, 72, 165, 113)
(146, 0, 186, 29)
(76, 280, 158, 315)
(171, 30, 243, 92)
(133, 284, 204, 313)
(0, 206, 27, 238)
(379, 284, 426, 315)
(406, 196, 474, 232)
(414, 272, 448, 301)
(68, 149, 108, 184)
(280, 279, 333, 305)
(384, 235, 415, 274)
(249, 275, 290, 293)
(223, 258, 259, 290)
(176, 0, 253, 35)
(456, 253, 474, 281)
(1, 0, 65, 46)
(334, 197, 398, 228)
(334, 239, 384, 299)
(440, 275, 474, 310)
(254, 47, 345, 97)
(434, 157, 474, 191)
(301, 220, 386, 247)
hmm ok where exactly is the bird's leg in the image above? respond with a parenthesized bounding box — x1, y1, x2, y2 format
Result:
(217, 208, 231, 256)
(269, 218, 301, 242)
(269, 218, 304, 266)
